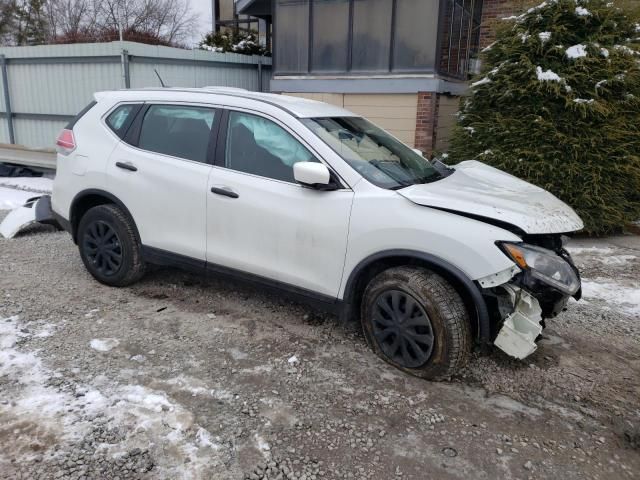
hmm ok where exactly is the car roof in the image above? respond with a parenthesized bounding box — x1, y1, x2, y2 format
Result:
(95, 87, 357, 119)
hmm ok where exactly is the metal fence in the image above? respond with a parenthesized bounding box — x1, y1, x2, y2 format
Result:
(0, 41, 272, 149)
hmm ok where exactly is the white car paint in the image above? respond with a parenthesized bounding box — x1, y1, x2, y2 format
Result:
(51, 87, 584, 361)
(0, 199, 38, 238)
(398, 161, 584, 234)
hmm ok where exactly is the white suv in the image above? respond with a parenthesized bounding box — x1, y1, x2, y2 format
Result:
(52, 88, 583, 379)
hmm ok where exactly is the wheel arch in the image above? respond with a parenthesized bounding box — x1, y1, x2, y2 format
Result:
(341, 250, 491, 343)
(69, 189, 140, 244)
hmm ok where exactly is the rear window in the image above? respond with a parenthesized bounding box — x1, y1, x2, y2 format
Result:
(106, 104, 142, 139)
(65, 100, 96, 129)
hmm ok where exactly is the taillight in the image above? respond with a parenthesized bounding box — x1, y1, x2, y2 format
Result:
(56, 129, 76, 155)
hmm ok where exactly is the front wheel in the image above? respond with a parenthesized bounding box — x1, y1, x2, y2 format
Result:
(361, 266, 471, 380)
(77, 204, 146, 287)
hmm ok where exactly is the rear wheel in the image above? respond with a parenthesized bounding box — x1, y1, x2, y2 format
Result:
(361, 266, 471, 380)
(77, 204, 145, 286)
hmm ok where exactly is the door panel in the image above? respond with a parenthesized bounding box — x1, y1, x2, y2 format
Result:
(206, 109, 354, 297)
(106, 104, 217, 260)
(206, 168, 353, 297)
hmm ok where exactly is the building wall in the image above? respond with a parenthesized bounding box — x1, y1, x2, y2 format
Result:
(286, 93, 419, 147)
(435, 95, 461, 152)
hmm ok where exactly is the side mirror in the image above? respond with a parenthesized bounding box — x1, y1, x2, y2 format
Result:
(293, 162, 333, 189)
(412, 148, 424, 157)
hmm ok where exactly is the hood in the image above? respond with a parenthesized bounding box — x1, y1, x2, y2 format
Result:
(398, 160, 584, 235)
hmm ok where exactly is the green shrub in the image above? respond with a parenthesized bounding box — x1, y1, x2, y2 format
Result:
(448, 0, 640, 234)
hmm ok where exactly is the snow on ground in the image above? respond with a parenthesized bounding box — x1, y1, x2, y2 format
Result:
(89, 338, 120, 352)
(580, 280, 640, 316)
(0, 177, 53, 193)
(1, 314, 228, 477)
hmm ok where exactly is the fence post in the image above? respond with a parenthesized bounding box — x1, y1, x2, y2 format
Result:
(257, 58, 263, 92)
(1, 54, 15, 144)
(122, 49, 131, 88)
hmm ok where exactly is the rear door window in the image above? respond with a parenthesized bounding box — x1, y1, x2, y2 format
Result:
(138, 105, 217, 163)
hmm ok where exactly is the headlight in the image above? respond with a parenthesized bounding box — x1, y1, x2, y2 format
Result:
(498, 242, 580, 295)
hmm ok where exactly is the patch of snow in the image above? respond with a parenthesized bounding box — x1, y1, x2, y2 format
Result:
(519, 32, 531, 43)
(229, 348, 248, 360)
(481, 41, 496, 52)
(0, 177, 53, 193)
(566, 44, 588, 59)
(600, 48, 609, 58)
(567, 246, 614, 255)
(536, 66, 562, 82)
(130, 354, 146, 362)
(254, 433, 271, 457)
(573, 98, 594, 104)
(287, 355, 299, 364)
(597, 255, 637, 266)
(595, 79, 607, 89)
(538, 32, 552, 43)
(161, 376, 212, 396)
(0, 186, 36, 210)
(614, 44, 637, 56)
(581, 279, 640, 316)
(575, 6, 591, 16)
(471, 76, 491, 87)
(90, 338, 119, 352)
(196, 428, 221, 450)
(464, 126, 476, 135)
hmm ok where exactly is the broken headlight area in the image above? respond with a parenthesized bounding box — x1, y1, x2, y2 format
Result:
(480, 241, 582, 360)
(497, 241, 581, 298)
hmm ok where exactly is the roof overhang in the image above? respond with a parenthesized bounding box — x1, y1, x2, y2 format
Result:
(236, 0, 272, 19)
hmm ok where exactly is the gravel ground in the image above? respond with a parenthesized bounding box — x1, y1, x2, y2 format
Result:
(1, 212, 639, 480)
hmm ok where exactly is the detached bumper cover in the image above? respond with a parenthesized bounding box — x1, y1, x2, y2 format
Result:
(0, 195, 59, 239)
(493, 286, 543, 359)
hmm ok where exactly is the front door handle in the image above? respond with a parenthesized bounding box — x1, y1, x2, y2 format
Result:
(116, 161, 137, 172)
(210, 186, 239, 199)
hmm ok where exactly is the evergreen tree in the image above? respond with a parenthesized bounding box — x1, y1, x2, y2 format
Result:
(448, 0, 640, 234)
(15, 0, 47, 45)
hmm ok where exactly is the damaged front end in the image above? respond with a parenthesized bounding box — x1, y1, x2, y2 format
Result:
(479, 235, 581, 359)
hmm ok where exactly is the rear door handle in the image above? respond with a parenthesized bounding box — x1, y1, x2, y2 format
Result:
(116, 161, 137, 172)
(210, 186, 239, 199)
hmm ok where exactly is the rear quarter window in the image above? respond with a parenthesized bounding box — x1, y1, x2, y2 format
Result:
(106, 104, 143, 139)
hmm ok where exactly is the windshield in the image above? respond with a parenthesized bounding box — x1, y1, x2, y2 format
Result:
(301, 117, 443, 189)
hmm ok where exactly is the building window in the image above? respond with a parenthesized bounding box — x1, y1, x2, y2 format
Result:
(311, 0, 350, 72)
(351, 0, 392, 72)
(275, 0, 310, 73)
(392, 0, 439, 71)
(438, 0, 483, 79)
(273, 0, 483, 79)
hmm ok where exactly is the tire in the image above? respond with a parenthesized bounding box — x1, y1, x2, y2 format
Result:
(361, 266, 471, 380)
(77, 204, 146, 287)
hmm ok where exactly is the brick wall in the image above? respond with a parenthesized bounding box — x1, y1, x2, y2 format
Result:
(414, 93, 439, 157)
(479, 0, 532, 48)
